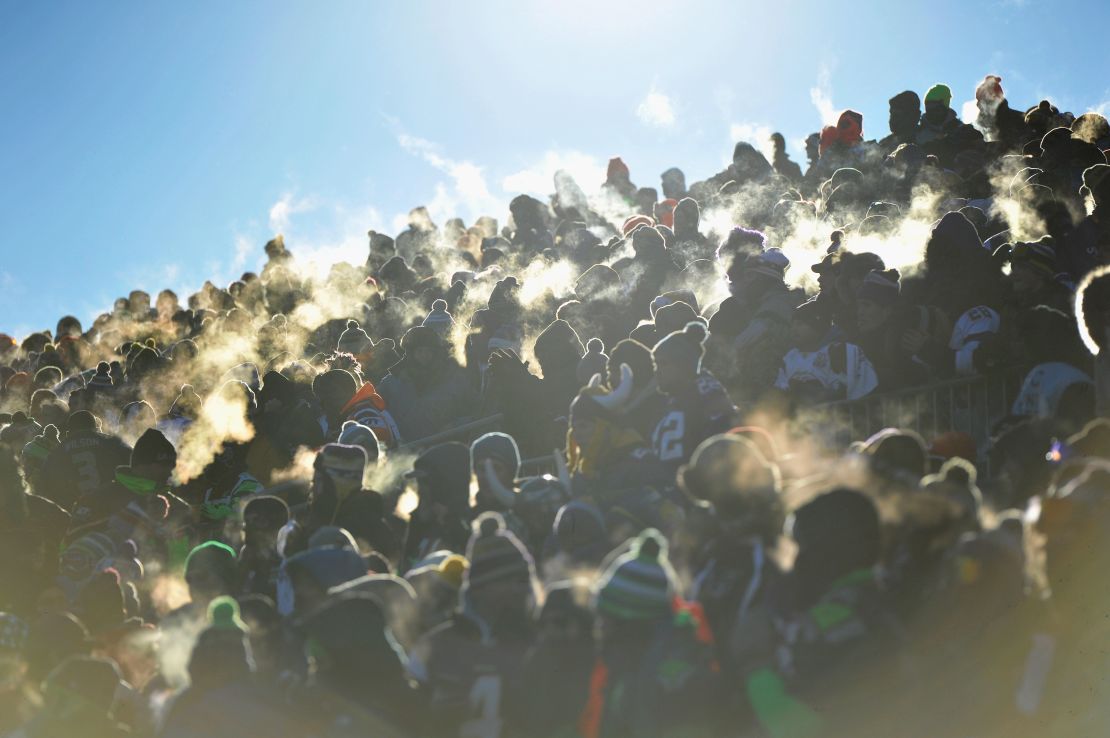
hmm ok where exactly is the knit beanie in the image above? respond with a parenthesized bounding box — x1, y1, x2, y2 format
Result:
(975, 75, 1004, 104)
(594, 529, 677, 620)
(33, 366, 62, 390)
(609, 339, 653, 387)
(184, 541, 238, 589)
(0, 412, 40, 449)
(422, 299, 455, 338)
(399, 324, 443, 356)
(168, 384, 203, 420)
(621, 214, 655, 237)
(407, 442, 471, 514)
(336, 320, 374, 356)
(189, 596, 253, 680)
(127, 346, 163, 379)
(88, 362, 115, 392)
(575, 264, 622, 301)
(679, 433, 782, 525)
(128, 429, 175, 470)
(314, 443, 367, 495)
(576, 338, 609, 385)
(463, 512, 536, 592)
(242, 495, 290, 532)
(928, 431, 978, 465)
(554, 500, 607, 559)
(534, 319, 585, 371)
(438, 555, 468, 589)
(58, 531, 115, 584)
(650, 289, 700, 318)
(405, 552, 469, 593)
(744, 248, 791, 282)
(338, 420, 380, 464)
(1080, 163, 1110, 203)
(864, 428, 928, 481)
(208, 595, 247, 631)
(66, 410, 99, 433)
(889, 90, 921, 111)
(652, 321, 708, 374)
(924, 83, 953, 108)
(922, 457, 983, 520)
(1072, 113, 1110, 146)
(470, 432, 522, 479)
(837, 109, 864, 144)
(856, 268, 901, 307)
(653, 302, 701, 340)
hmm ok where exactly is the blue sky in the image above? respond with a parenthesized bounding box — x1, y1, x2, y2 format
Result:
(2, 0, 1108, 337)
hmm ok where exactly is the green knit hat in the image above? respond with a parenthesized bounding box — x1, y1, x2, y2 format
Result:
(206, 595, 247, 632)
(594, 529, 677, 620)
(924, 84, 952, 107)
(184, 540, 237, 582)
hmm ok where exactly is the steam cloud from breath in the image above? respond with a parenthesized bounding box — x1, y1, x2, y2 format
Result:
(40, 91, 1077, 516)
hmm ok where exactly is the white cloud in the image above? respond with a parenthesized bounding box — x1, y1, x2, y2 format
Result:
(810, 62, 838, 125)
(396, 132, 501, 222)
(501, 150, 608, 197)
(268, 193, 318, 232)
(636, 84, 676, 128)
(232, 235, 254, 272)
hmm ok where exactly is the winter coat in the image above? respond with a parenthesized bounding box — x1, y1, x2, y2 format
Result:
(744, 569, 905, 738)
(40, 429, 132, 511)
(378, 359, 478, 444)
(581, 604, 721, 738)
(337, 381, 401, 448)
(652, 373, 737, 469)
(408, 609, 532, 738)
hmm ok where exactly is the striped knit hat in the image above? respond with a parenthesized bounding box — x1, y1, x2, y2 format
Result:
(422, 299, 455, 338)
(88, 362, 115, 392)
(336, 320, 374, 356)
(594, 529, 677, 620)
(856, 268, 901, 307)
(463, 512, 535, 592)
(338, 421, 380, 464)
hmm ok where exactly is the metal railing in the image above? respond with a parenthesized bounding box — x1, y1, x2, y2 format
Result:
(396, 414, 565, 476)
(396, 414, 504, 452)
(397, 372, 1029, 475)
(807, 370, 1026, 461)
